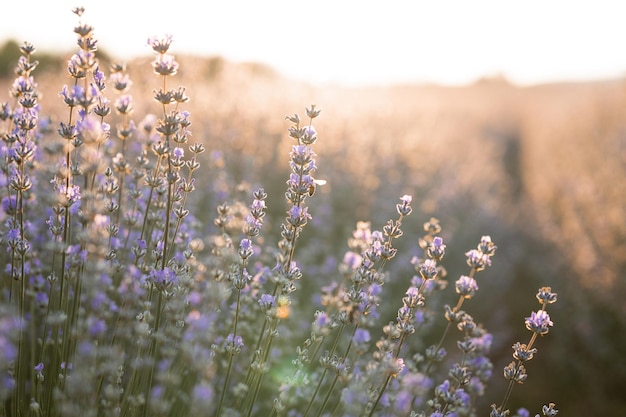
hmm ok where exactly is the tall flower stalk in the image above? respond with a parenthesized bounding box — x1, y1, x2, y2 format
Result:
(2, 40, 40, 417)
(216, 189, 267, 417)
(239, 106, 321, 417)
(300, 196, 414, 417)
(490, 287, 558, 417)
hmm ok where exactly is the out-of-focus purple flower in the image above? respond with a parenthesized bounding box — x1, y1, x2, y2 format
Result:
(193, 383, 214, 404)
(0, 309, 20, 364)
(65, 244, 87, 261)
(354, 328, 371, 344)
(342, 251, 362, 270)
(456, 388, 471, 408)
(35, 292, 48, 309)
(110, 71, 131, 91)
(114, 95, 133, 115)
(88, 318, 107, 336)
(515, 407, 530, 417)
(77, 114, 108, 144)
(467, 375, 486, 397)
(188, 291, 202, 306)
(352, 221, 372, 243)
(471, 332, 493, 352)
(369, 283, 382, 297)
(314, 311, 330, 328)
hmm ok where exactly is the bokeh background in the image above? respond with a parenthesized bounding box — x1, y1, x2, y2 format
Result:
(1, 1, 625, 415)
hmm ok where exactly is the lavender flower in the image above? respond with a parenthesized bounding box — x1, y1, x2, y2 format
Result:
(465, 248, 491, 271)
(492, 288, 558, 416)
(525, 310, 553, 336)
(455, 275, 479, 298)
(0, 10, 566, 417)
(258, 293, 276, 310)
(147, 34, 174, 54)
(541, 402, 559, 416)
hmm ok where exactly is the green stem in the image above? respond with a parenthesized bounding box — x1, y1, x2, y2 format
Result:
(216, 288, 242, 417)
(314, 372, 340, 417)
(364, 374, 392, 417)
(302, 367, 329, 417)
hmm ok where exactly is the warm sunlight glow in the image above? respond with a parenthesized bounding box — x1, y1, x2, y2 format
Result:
(1, 0, 625, 86)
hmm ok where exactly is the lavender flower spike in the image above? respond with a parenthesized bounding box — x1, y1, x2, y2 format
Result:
(525, 310, 554, 336)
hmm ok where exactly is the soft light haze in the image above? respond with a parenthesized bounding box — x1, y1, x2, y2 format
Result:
(1, 0, 625, 86)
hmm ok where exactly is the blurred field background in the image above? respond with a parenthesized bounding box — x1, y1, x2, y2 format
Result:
(1, 40, 625, 415)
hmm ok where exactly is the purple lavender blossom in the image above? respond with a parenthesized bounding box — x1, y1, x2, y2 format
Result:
(114, 95, 133, 115)
(0, 314, 19, 365)
(512, 342, 537, 362)
(428, 236, 446, 260)
(147, 34, 174, 54)
(342, 251, 362, 270)
(396, 194, 413, 216)
(419, 258, 438, 280)
(192, 383, 214, 406)
(542, 403, 558, 416)
(478, 235, 497, 256)
(314, 311, 330, 328)
(536, 287, 558, 305)
(238, 238, 253, 259)
(525, 310, 553, 336)
(88, 318, 107, 336)
(56, 183, 82, 207)
(403, 287, 423, 308)
(152, 54, 179, 76)
(455, 275, 479, 298)
(354, 328, 371, 344)
(465, 249, 491, 271)
(515, 408, 530, 417)
(76, 114, 108, 143)
(224, 333, 244, 353)
(258, 293, 276, 310)
(148, 267, 178, 292)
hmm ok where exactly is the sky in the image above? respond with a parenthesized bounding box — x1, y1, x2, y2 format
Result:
(1, 0, 625, 86)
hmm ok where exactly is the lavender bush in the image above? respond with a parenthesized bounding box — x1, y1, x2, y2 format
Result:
(0, 7, 559, 417)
